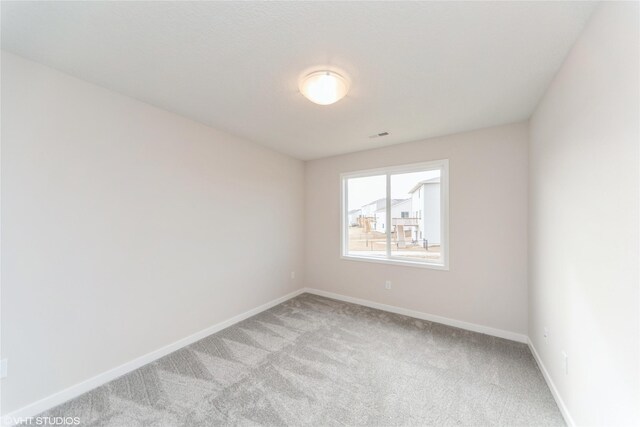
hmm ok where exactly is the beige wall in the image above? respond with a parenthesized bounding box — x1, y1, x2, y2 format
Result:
(0, 52, 305, 414)
(305, 122, 529, 337)
(528, 2, 639, 425)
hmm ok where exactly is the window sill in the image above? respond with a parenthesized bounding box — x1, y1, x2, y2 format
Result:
(340, 255, 449, 271)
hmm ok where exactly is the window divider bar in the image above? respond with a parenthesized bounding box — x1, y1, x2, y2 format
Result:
(386, 173, 391, 259)
(343, 179, 348, 257)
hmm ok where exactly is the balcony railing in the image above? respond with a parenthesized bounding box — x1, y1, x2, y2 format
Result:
(391, 217, 420, 226)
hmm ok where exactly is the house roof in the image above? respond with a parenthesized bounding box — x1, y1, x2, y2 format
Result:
(362, 198, 385, 207)
(361, 198, 387, 211)
(374, 198, 410, 213)
(408, 177, 440, 194)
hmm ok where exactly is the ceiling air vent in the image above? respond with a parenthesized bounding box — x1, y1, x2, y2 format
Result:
(369, 131, 390, 139)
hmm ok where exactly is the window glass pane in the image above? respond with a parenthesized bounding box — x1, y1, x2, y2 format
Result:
(389, 169, 442, 263)
(346, 175, 386, 258)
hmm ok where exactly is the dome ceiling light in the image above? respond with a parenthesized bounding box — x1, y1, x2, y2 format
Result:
(299, 70, 349, 105)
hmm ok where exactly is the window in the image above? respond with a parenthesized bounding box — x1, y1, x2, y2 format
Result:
(341, 160, 448, 269)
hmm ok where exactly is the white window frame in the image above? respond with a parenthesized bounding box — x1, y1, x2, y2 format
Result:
(340, 159, 449, 270)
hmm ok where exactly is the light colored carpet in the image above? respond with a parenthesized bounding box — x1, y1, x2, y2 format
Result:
(36, 293, 564, 426)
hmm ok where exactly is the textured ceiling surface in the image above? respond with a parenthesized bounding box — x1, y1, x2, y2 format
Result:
(1, 1, 597, 160)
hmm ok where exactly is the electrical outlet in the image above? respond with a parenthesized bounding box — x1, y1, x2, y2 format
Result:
(290, 271, 295, 280)
(543, 327, 548, 339)
(562, 351, 568, 375)
(1, 359, 7, 379)
(384, 280, 392, 290)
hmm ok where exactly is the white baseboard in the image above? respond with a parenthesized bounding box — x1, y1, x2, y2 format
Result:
(528, 338, 574, 427)
(2, 288, 306, 426)
(302, 288, 528, 343)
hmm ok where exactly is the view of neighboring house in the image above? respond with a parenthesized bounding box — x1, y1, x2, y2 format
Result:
(348, 208, 362, 226)
(374, 199, 411, 232)
(409, 177, 441, 245)
(360, 198, 386, 218)
(352, 178, 441, 246)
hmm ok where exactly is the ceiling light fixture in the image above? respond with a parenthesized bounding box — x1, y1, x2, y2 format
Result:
(299, 70, 349, 105)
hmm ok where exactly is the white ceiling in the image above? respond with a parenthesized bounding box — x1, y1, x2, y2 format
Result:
(1, 1, 597, 160)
